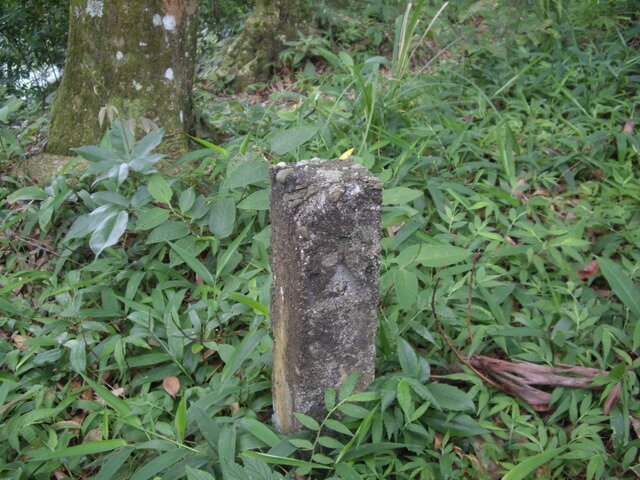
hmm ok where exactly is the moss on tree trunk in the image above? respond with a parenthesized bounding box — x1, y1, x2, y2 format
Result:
(46, 0, 198, 158)
(211, 0, 312, 91)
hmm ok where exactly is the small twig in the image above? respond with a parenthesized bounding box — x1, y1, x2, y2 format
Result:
(466, 252, 481, 345)
(431, 278, 501, 390)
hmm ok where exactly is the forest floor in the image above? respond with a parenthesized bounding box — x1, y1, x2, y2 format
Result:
(1, 1, 639, 479)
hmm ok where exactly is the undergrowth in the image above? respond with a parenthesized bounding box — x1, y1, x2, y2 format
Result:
(1, 1, 639, 479)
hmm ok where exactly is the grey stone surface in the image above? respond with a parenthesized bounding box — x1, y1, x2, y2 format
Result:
(270, 159, 382, 434)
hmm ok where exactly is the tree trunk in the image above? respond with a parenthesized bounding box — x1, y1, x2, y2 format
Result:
(46, 0, 198, 157)
(210, 0, 311, 91)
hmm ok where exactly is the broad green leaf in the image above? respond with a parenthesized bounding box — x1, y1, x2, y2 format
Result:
(132, 128, 164, 157)
(65, 205, 120, 241)
(186, 466, 216, 480)
(65, 339, 86, 373)
(147, 221, 190, 244)
(225, 159, 269, 189)
(135, 206, 169, 231)
(73, 145, 118, 163)
(227, 292, 270, 316)
(28, 439, 128, 461)
(239, 418, 280, 447)
(130, 448, 190, 480)
(0, 96, 22, 122)
(427, 383, 475, 412)
(221, 329, 268, 380)
(397, 338, 419, 377)
(424, 412, 488, 437)
(598, 257, 640, 317)
(394, 268, 418, 310)
(338, 371, 361, 401)
(502, 447, 565, 480)
(325, 389, 336, 410)
(340, 442, 408, 461)
(92, 191, 129, 207)
(270, 125, 319, 155)
(289, 438, 314, 450)
(293, 412, 321, 431)
(218, 423, 236, 467)
(335, 462, 363, 480)
(413, 244, 472, 267)
(397, 380, 413, 419)
(90, 210, 129, 256)
(238, 190, 270, 210)
(148, 174, 172, 204)
(209, 198, 236, 239)
(324, 419, 352, 436)
(190, 135, 229, 156)
(7, 186, 47, 202)
(175, 396, 187, 444)
(168, 241, 214, 286)
(179, 187, 196, 212)
(92, 447, 133, 480)
(318, 436, 343, 449)
(242, 451, 331, 469)
(382, 187, 422, 205)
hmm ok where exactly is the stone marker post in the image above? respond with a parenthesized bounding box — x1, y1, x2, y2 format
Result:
(270, 159, 381, 434)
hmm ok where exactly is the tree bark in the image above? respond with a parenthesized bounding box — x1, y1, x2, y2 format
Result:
(46, 0, 198, 157)
(210, 0, 312, 91)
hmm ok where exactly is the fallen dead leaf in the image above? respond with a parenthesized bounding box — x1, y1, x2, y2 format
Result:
(163, 375, 180, 398)
(85, 428, 103, 442)
(11, 333, 30, 352)
(577, 260, 599, 280)
(386, 222, 405, 237)
(603, 383, 621, 415)
(112, 387, 125, 397)
(623, 119, 635, 133)
(434, 432, 443, 450)
(470, 355, 606, 412)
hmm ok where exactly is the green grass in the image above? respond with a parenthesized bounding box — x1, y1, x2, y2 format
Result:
(1, 1, 639, 479)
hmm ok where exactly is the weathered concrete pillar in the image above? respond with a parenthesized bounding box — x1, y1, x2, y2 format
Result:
(270, 159, 382, 434)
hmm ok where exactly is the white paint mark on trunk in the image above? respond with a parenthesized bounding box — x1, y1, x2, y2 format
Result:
(163, 15, 177, 31)
(86, 0, 103, 17)
(165, 68, 175, 81)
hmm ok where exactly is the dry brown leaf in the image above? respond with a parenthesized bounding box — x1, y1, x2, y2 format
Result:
(603, 382, 621, 415)
(470, 355, 605, 412)
(577, 260, 599, 280)
(112, 387, 125, 397)
(511, 179, 527, 198)
(85, 428, 104, 442)
(163, 375, 180, 398)
(386, 223, 405, 237)
(11, 333, 30, 352)
(623, 119, 635, 133)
